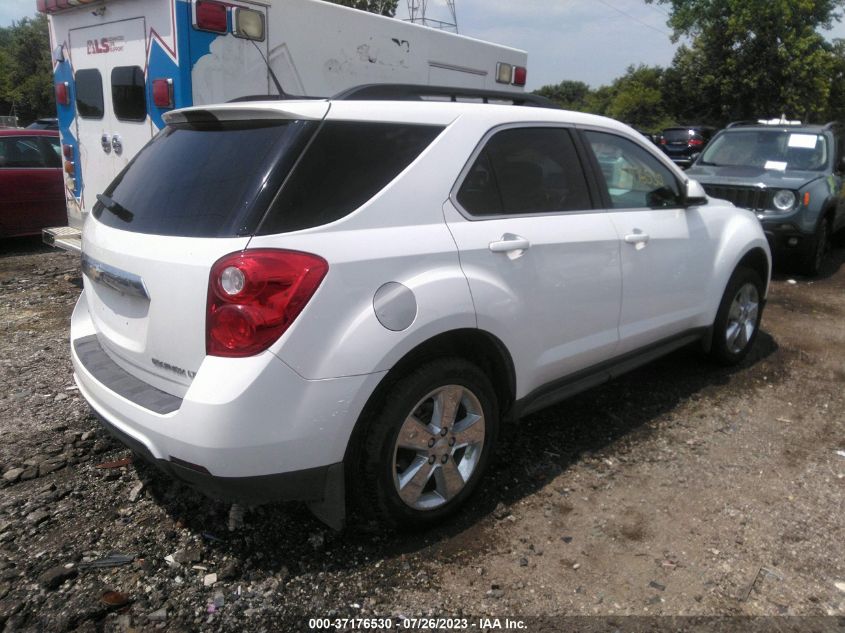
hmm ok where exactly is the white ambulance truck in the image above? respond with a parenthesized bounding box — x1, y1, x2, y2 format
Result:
(38, 0, 529, 251)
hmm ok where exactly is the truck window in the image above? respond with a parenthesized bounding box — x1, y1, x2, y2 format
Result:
(111, 66, 147, 122)
(257, 122, 444, 234)
(75, 69, 104, 119)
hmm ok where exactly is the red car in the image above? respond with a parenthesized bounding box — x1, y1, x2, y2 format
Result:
(0, 129, 65, 238)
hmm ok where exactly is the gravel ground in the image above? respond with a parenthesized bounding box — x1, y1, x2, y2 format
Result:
(0, 236, 843, 632)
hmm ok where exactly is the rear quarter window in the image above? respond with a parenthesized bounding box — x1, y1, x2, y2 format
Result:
(257, 122, 444, 234)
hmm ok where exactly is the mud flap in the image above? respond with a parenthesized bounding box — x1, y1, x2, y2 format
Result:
(306, 462, 346, 531)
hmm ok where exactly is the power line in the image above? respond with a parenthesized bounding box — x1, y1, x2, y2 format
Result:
(594, 0, 673, 37)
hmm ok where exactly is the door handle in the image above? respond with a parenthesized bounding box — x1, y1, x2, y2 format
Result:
(624, 232, 650, 244)
(101, 133, 112, 154)
(111, 134, 123, 156)
(489, 235, 531, 253)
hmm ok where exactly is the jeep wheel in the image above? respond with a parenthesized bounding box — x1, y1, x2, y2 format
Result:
(709, 267, 764, 366)
(356, 358, 498, 529)
(801, 218, 830, 277)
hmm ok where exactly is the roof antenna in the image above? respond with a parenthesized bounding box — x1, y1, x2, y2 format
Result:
(250, 39, 287, 98)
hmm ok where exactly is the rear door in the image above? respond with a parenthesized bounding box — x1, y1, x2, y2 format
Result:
(0, 135, 64, 236)
(444, 125, 622, 397)
(69, 18, 151, 212)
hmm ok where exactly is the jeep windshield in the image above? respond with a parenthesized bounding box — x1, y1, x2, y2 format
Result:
(699, 130, 828, 171)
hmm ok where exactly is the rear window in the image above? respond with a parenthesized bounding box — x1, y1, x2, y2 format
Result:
(94, 118, 319, 237)
(75, 69, 104, 119)
(111, 66, 147, 122)
(662, 129, 692, 142)
(257, 121, 444, 234)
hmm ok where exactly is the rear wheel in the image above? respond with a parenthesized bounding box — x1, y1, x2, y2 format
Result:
(800, 217, 830, 277)
(354, 358, 498, 529)
(709, 267, 764, 366)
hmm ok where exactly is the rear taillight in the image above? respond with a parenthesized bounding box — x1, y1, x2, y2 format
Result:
(152, 78, 173, 108)
(688, 138, 704, 147)
(207, 249, 328, 357)
(62, 144, 73, 160)
(55, 81, 69, 105)
(195, 0, 228, 33)
(659, 137, 667, 145)
(512, 66, 527, 87)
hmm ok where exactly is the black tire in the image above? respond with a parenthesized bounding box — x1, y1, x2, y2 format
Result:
(709, 267, 765, 366)
(800, 217, 830, 277)
(353, 357, 499, 530)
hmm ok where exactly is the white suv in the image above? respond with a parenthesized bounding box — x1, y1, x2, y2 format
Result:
(71, 88, 771, 530)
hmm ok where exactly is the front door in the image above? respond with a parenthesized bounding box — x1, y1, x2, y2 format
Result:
(69, 17, 151, 215)
(580, 129, 714, 354)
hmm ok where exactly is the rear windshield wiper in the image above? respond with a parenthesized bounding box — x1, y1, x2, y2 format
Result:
(96, 193, 134, 223)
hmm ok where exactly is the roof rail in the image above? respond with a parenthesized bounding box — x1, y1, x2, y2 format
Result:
(331, 84, 559, 109)
(823, 121, 841, 130)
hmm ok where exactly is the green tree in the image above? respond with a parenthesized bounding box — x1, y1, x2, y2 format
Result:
(647, 0, 845, 123)
(605, 64, 673, 130)
(534, 80, 593, 110)
(0, 14, 54, 125)
(322, 0, 398, 17)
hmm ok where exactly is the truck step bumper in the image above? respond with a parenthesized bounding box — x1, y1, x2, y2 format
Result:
(43, 226, 82, 253)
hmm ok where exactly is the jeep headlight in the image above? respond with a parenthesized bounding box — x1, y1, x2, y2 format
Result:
(772, 189, 796, 212)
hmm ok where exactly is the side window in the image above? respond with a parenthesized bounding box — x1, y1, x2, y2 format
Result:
(40, 137, 62, 168)
(457, 127, 592, 216)
(0, 137, 48, 168)
(75, 69, 104, 119)
(258, 122, 444, 234)
(584, 130, 682, 209)
(112, 66, 147, 122)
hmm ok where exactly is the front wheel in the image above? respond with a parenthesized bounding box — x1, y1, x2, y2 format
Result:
(354, 358, 499, 530)
(709, 267, 764, 366)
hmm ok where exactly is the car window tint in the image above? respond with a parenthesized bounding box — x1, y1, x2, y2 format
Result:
(0, 137, 49, 168)
(111, 66, 147, 122)
(96, 119, 319, 237)
(457, 127, 591, 216)
(75, 69, 104, 119)
(584, 130, 682, 209)
(258, 122, 444, 234)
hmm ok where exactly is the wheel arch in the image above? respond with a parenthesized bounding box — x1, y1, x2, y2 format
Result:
(343, 328, 516, 465)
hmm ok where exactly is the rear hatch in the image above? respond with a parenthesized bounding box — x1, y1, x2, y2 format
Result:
(662, 128, 694, 156)
(80, 102, 328, 397)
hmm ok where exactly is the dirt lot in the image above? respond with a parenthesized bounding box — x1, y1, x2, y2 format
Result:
(0, 236, 843, 632)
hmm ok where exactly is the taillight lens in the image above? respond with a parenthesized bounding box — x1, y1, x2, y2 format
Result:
(659, 137, 667, 145)
(55, 81, 69, 105)
(62, 144, 73, 160)
(152, 78, 173, 108)
(512, 66, 527, 87)
(207, 249, 328, 357)
(195, 0, 228, 33)
(688, 138, 704, 147)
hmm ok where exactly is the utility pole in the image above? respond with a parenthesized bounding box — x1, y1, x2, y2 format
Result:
(405, 0, 458, 33)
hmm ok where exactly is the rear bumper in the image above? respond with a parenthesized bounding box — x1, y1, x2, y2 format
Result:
(70, 292, 383, 511)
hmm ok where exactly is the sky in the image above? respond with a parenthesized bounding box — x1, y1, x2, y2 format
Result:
(4, 0, 845, 91)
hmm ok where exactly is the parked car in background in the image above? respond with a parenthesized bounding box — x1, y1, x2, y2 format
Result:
(26, 118, 59, 131)
(659, 125, 717, 169)
(687, 119, 845, 275)
(70, 87, 771, 530)
(0, 130, 65, 238)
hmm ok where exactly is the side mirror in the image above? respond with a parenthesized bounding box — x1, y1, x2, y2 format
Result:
(685, 179, 708, 206)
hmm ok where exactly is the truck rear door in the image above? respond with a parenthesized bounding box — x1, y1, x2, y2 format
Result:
(69, 17, 151, 211)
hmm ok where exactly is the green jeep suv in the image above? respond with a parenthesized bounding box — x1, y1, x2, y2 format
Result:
(687, 119, 845, 275)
